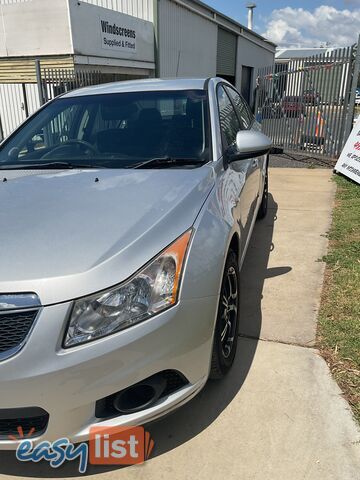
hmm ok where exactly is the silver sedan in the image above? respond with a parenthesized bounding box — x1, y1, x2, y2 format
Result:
(0, 77, 271, 447)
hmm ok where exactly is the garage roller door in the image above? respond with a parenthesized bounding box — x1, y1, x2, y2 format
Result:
(217, 28, 237, 77)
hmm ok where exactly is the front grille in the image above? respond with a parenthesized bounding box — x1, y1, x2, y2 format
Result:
(0, 309, 39, 358)
(162, 370, 188, 396)
(0, 407, 49, 440)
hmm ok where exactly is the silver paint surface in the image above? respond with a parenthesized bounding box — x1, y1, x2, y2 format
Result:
(0, 78, 269, 447)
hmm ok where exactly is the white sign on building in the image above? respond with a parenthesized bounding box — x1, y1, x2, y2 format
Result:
(335, 117, 360, 185)
(69, 1, 154, 64)
(0, 0, 154, 65)
(100, 17, 137, 53)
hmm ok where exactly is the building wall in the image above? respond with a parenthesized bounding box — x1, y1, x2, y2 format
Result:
(158, 0, 218, 78)
(158, 0, 275, 91)
(0, 83, 39, 138)
(0, 0, 30, 4)
(0, 0, 72, 57)
(0, 56, 74, 84)
(0, 0, 153, 22)
(81, 0, 154, 22)
(0, 84, 25, 138)
(236, 35, 275, 107)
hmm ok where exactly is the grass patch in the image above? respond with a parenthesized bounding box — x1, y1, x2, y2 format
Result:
(318, 174, 360, 423)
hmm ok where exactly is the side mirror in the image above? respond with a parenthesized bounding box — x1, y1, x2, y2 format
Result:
(226, 130, 272, 163)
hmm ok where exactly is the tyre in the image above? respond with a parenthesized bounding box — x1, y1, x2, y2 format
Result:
(210, 250, 240, 380)
(257, 168, 268, 220)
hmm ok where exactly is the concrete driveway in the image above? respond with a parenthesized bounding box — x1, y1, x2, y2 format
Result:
(0, 168, 359, 479)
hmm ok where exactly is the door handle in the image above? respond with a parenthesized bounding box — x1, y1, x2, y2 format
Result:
(252, 158, 258, 168)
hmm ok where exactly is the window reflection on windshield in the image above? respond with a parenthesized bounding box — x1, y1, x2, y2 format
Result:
(0, 90, 210, 169)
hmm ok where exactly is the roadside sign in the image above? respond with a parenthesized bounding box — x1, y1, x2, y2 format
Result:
(335, 117, 360, 184)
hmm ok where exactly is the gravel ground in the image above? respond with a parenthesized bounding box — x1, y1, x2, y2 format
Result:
(270, 152, 336, 169)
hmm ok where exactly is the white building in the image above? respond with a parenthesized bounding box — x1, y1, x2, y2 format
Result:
(274, 46, 349, 102)
(0, 0, 276, 137)
(275, 47, 336, 63)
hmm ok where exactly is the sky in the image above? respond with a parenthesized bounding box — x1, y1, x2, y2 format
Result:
(203, 0, 360, 48)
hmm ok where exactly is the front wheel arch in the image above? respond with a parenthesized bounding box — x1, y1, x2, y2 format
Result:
(228, 233, 240, 265)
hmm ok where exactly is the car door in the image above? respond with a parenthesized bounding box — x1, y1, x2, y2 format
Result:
(224, 85, 262, 216)
(217, 84, 257, 253)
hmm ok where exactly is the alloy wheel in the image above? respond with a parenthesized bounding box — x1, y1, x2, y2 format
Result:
(220, 266, 238, 359)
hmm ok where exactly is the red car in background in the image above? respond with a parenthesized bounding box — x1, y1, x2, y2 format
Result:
(281, 96, 305, 117)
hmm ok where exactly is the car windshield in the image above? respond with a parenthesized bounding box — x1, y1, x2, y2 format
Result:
(0, 90, 210, 169)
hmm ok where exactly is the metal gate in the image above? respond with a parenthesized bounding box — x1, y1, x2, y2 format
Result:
(255, 40, 360, 159)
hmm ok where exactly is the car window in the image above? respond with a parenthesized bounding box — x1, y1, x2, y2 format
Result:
(17, 104, 85, 158)
(224, 86, 253, 130)
(217, 85, 241, 149)
(0, 90, 210, 168)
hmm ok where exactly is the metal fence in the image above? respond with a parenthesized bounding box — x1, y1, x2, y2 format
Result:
(0, 83, 40, 140)
(1, 52, 359, 156)
(0, 66, 133, 141)
(255, 39, 360, 159)
(40, 68, 129, 103)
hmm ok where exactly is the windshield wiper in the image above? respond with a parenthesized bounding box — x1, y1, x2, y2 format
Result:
(0, 161, 107, 170)
(132, 157, 205, 169)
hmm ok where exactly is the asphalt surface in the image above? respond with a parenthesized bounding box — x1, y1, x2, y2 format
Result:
(270, 153, 335, 169)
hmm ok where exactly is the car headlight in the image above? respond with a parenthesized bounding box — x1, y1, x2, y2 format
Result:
(64, 230, 192, 347)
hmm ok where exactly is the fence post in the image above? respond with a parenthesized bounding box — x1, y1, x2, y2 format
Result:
(35, 59, 45, 106)
(0, 114, 3, 142)
(254, 73, 260, 118)
(343, 34, 360, 144)
(21, 83, 29, 117)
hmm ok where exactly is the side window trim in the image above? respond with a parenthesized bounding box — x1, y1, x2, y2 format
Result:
(224, 85, 254, 130)
(216, 83, 227, 151)
(223, 85, 243, 130)
(216, 82, 241, 153)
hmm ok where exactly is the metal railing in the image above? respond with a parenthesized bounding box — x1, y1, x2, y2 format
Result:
(0, 64, 134, 139)
(255, 37, 360, 159)
(40, 67, 126, 103)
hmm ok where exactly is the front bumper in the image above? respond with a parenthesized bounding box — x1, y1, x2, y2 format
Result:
(0, 295, 218, 449)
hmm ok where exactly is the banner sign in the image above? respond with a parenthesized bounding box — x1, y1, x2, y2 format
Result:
(335, 117, 360, 184)
(69, 1, 154, 64)
(100, 19, 137, 53)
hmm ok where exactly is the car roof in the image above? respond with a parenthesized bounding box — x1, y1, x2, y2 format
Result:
(62, 78, 210, 98)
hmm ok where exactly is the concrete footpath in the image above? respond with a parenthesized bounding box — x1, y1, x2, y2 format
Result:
(0, 168, 359, 479)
